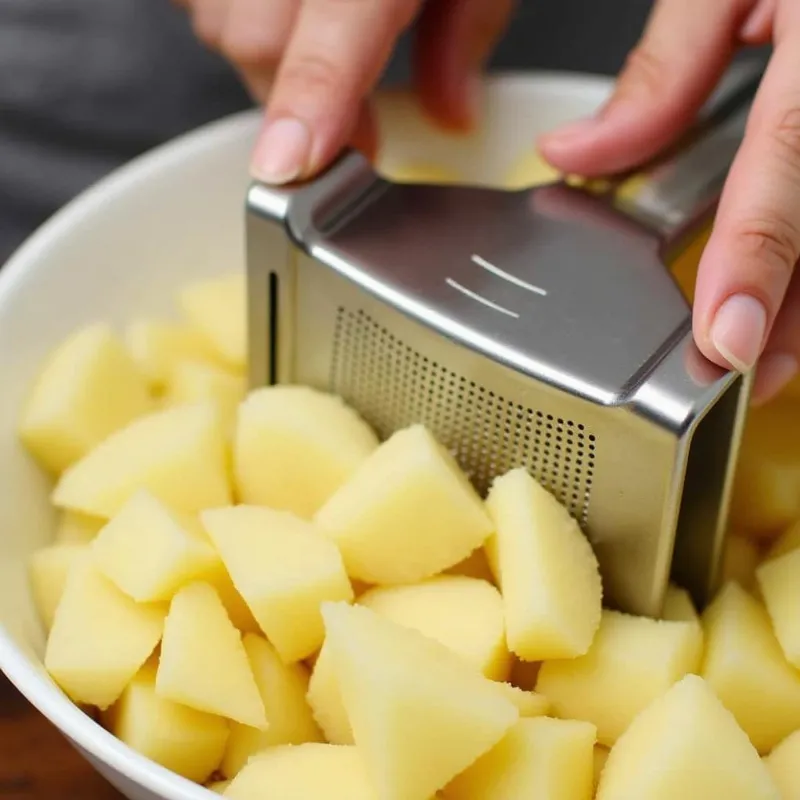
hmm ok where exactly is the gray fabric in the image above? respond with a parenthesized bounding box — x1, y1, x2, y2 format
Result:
(0, 0, 659, 263)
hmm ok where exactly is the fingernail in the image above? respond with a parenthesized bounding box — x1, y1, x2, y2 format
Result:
(251, 117, 311, 185)
(752, 353, 798, 406)
(710, 294, 768, 372)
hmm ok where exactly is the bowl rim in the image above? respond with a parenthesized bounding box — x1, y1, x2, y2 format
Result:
(0, 69, 614, 799)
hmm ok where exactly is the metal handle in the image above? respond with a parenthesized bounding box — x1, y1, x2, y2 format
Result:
(603, 59, 764, 238)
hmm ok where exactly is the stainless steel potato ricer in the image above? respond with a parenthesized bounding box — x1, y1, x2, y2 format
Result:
(245, 61, 764, 618)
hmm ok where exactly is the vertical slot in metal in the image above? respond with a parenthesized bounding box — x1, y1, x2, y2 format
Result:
(268, 272, 279, 386)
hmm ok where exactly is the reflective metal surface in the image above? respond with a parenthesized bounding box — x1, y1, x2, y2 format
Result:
(246, 66, 760, 616)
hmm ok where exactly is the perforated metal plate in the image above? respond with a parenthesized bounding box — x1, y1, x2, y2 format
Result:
(330, 307, 597, 523)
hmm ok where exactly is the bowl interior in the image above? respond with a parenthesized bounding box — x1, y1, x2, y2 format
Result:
(0, 73, 610, 799)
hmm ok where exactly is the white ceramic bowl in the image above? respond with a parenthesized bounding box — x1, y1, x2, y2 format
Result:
(0, 72, 611, 800)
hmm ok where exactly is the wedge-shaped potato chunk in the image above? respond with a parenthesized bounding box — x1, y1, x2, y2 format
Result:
(306, 641, 353, 745)
(234, 386, 378, 519)
(225, 744, 375, 800)
(179, 273, 247, 369)
(93, 490, 219, 603)
(164, 360, 244, 434)
(307, 578, 516, 747)
(201, 506, 353, 663)
(19, 322, 152, 474)
(757, 547, 800, 668)
(358, 576, 511, 681)
(126, 320, 221, 389)
(203, 562, 260, 634)
(596, 675, 779, 800)
(55, 510, 105, 544)
(536, 609, 702, 746)
(730, 399, 800, 534)
(702, 581, 800, 752)
(156, 582, 266, 729)
(316, 425, 493, 584)
(207, 781, 230, 795)
(107, 662, 229, 783)
(486, 468, 602, 660)
(447, 717, 596, 800)
(53, 403, 231, 518)
(221, 634, 323, 779)
(44, 561, 165, 709)
(29, 543, 89, 630)
(321, 601, 518, 800)
(765, 730, 800, 800)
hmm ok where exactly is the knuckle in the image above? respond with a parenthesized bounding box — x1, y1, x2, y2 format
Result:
(734, 215, 800, 279)
(221, 28, 280, 68)
(768, 106, 800, 177)
(617, 43, 669, 100)
(279, 53, 342, 97)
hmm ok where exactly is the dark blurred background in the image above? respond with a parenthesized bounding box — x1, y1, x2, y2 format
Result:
(0, 0, 659, 265)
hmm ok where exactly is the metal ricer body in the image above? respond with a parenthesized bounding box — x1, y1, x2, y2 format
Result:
(246, 65, 761, 618)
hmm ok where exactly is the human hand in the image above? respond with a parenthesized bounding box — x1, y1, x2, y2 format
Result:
(178, 0, 513, 183)
(539, 0, 800, 404)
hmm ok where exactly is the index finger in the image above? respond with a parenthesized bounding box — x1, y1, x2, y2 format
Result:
(693, 25, 800, 373)
(252, 0, 418, 185)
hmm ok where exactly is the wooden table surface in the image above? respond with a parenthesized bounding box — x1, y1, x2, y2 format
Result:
(0, 675, 122, 800)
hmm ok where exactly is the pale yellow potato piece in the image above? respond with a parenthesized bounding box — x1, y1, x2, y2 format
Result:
(179, 273, 247, 369)
(93, 490, 219, 603)
(44, 561, 165, 709)
(306, 641, 353, 745)
(596, 675, 779, 800)
(445, 548, 496, 584)
(225, 744, 375, 800)
(765, 729, 800, 799)
(207, 780, 230, 794)
(721, 531, 761, 592)
(756, 548, 800, 668)
(701, 581, 800, 753)
(730, 399, 800, 535)
(156, 582, 266, 730)
(201, 506, 353, 663)
(221, 634, 323, 779)
(321, 601, 518, 800)
(447, 717, 596, 800)
(203, 562, 261, 634)
(52, 403, 231, 519)
(29, 543, 89, 630)
(316, 425, 493, 585)
(358, 576, 512, 681)
(235, 386, 379, 520)
(497, 684, 551, 718)
(485, 468, 602, 660)
(536, 610, 702, 746)
(306, 577, 514, 746)
(766, 517, 800, 560)
(55, 510, 105, 544)
(107, 662, 229, 783)
(593, 746, 610, 792)
(19, 322, 152, 474)
(164, 360, 244, 434)
(661, 584, 700, 624)
(126, 320, 222, 389)
(387, 163, 463, 185)
(502, 149, 561, 190)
